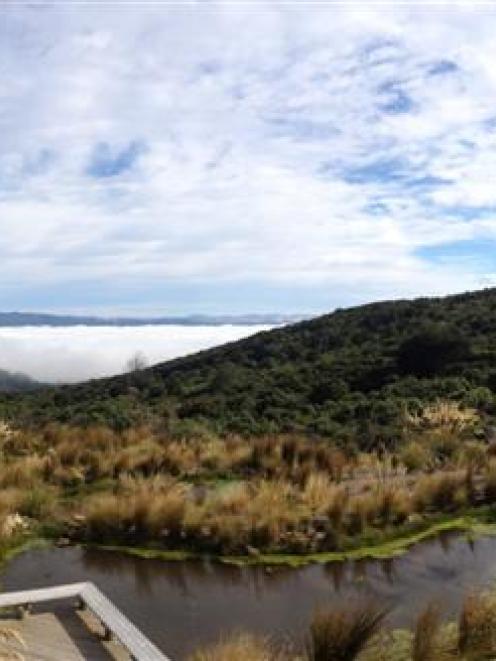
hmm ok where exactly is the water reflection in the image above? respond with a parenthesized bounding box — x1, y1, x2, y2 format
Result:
(380, 558, 396, 583)
(2, 533, 496, 660)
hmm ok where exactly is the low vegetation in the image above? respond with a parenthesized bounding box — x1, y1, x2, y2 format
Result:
(190, 632, 284, 661)
(190, 591, 496, 660)
(2, 288, 496, 443)
(0, 402, 496, 562)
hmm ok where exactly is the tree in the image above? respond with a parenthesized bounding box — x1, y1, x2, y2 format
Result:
(397, 326, 470, 378)
(125, 351, 148, 373)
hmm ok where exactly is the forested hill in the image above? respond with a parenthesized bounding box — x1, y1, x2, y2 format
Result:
(3, 287, 496, 446)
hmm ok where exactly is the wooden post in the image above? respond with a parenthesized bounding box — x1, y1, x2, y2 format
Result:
(103, 625, 113, 642)
(75, 596, 86, 610)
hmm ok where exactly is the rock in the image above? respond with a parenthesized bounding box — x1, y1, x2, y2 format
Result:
(312, 515, 330, 532)
(246, 545, 261, 557)
(0, 513, 29, 537)
(56, 537, 71, 547)
(407, 513, 423, 525)
(72, 513, 86, 524)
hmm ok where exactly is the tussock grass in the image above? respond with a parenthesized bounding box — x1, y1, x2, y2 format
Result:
(85, 476, 190, 543)
(0, 410, 494, 557)
(483, 461, 496, 503)
(401, 442, 433, 473)
(412, 603, 444, 661)
(305, 605, 388, 661)
(302, 473, 338, 513)
(414, 472, 467, 513)
(458, 591, 496, 656)
(190, 592, 496, 661)
(406, 402, 477, 431)
(188, 633, 281, 661)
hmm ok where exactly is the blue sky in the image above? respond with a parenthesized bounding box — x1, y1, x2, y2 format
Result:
(2, 2, 496, 316)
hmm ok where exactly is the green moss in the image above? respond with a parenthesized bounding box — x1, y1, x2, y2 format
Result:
(82, 506, 496, 568)
(223, 512, 496, 567)
(87, 544, 199, 562)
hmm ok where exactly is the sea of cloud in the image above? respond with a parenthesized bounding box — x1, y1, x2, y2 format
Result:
(0, 325, 271, 383)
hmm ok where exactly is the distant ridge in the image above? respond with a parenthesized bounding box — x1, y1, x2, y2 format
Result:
(0, 368, 40, 393)
(0, 312, 303, 327)
(3, 287, 496, 442)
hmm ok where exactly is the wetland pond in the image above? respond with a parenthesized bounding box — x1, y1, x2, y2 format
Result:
(2, 533, 496, 659)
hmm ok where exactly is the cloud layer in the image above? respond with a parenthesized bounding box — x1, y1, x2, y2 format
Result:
(1, 3, 496, 314)
(0, 324, 270, 383)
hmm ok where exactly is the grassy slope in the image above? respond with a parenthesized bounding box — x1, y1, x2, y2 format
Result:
(2, 287, 496, 440)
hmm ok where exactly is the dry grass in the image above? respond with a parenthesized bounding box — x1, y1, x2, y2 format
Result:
(188, 633, 281, 661)
(413, 472, 467, 512)
(412, 603, 444, 661)
(1, 416, 494, 555)
(188, 588, 496, 661)
(0, 627, 25, 661)
(0, 490, 24, 517)
(0, 425, 358, 489)
(401, 442, 433, 473)
(302, 473, 337, 513)
(326, 485, 348, 531)
(0, 456, 48, 489)
(483, 461, 496, 503)
(406, 402, 478, 431)
(305, 605, 387, 661)
(458, 592, 496, 656)
(84, 476, 190, 542)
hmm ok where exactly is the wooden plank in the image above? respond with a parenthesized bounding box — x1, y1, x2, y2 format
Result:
(0, 582, 171, 661)
(80, 583, 169, 661)
(0, 583, 86, 608)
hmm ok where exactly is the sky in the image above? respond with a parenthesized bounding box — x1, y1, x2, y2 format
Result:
(2, 1, 496, 316)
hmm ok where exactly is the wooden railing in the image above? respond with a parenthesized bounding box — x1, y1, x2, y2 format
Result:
(0, 582, 170, 661)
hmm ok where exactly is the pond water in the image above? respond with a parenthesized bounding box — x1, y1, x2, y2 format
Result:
(2, 534, 496, 659)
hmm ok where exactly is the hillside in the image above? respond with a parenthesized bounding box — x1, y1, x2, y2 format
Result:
(0, 369, 40, 393)
(2, 288, 496, 446)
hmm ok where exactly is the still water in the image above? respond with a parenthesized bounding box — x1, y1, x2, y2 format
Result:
(2, 534, 496, 659)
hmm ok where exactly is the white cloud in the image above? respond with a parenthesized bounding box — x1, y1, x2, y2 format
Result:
(0, 324, 271, 383)
(1, 2, 496, 312)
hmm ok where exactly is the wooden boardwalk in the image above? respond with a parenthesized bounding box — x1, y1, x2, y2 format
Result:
(0, 609, 120, 660)
(0, 582, 170, 661)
